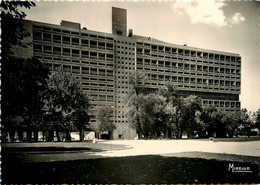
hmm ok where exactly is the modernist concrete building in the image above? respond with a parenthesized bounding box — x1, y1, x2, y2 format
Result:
(16, 7, 241, 139)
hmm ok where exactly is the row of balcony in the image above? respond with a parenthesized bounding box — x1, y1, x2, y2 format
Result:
(137, 68, 240, 78)
(137, 55, 241, 68)
(32, 27, 114, 41)
(144, 83, 240, 94)
(202, 100, 240, 108)
(145, 77, 240, 87)
(137, 60, 240, 72)
(33, 33, 114, 50)
(136, 45, 241, 63)
(33, 47, 114, 61)
(41, 57, 115, 71)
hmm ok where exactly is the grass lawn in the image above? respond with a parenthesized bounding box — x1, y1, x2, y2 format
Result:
(2, 154, 259, 184)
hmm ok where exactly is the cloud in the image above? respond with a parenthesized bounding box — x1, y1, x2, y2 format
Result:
(172, 1, 245, 27)
(229, 13, 246, 25)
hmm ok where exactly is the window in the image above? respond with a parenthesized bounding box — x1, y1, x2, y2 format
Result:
(98, 42, 105, 49)
(33, 44, 42, 53)
(107, 54, 113, 61)
(33, 31, 41, 40)
(63, 48, 70, 56)
(53, 47, 61, 55)
(117, 31, 122, 35)
(90, 52, 97, 59)
(99, 69, 105, 76)
(81, 50, 89, 58)
(81, 39, 89, 47)
(107, 70, 113, 77)
(43, 45, 52, 54)
(43, 33, 51, 42)
(72, 66, 80, 74)
(90, 68, 97, 75)
(72, 38, 79, 46)
(98, 53, 105, 60)
(107, 96, 113, 102)
(53, 35, 61, 43)
(72, 49, 79, 57)
(90, 40, 97, 48)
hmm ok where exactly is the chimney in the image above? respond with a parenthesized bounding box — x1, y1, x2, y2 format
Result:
(128, 29, 133, 37)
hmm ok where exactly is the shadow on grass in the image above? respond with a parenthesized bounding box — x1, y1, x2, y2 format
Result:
(1, 147, 100, 154)
(2, 154, 259, 184)
(212, 136, 260, 142)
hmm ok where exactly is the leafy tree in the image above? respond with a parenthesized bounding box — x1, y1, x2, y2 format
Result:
(200, 106, 219, 137)
(1, 1, 36, 58)
(221, 111, 239, 138)
(97, 106, 116, 140)
(71, 106, 90, 142)
(238, 108, 254, 137)
(160, 82, 179, 104)
(70, 91, 91, 142)
(218, 109, 254, 138)
(212, 109, 226, 138)
(1, 1, 50, 143)
(139, 94, 167, 139)
(181, 95, 203, 138)
(138, 96, 153, 139)
(2, 57, 50, 142)
(256, 109, 260, 135)
(127, 71, 147, 139)
(43, 68, 90, 141)
(160, 83, 183, 138)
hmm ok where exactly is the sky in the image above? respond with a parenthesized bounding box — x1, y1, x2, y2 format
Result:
(22, 0, 260, 112)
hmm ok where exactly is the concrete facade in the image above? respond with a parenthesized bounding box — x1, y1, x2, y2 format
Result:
(17, 7, 241, 139)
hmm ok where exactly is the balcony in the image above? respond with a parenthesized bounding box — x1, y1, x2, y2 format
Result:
(72, 54, 80, 57)
(62, 52, 70, 56)
(72, 42, 79, 46)
(53, 51, 61, 55)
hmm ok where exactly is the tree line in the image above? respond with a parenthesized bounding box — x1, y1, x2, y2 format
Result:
(2, 57, 91, 142)
(127, 72, 260, 139)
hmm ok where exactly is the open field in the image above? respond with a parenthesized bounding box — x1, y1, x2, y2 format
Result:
(2, 139, 260, 183)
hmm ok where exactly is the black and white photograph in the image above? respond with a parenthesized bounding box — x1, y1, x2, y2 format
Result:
(1, 0, 260, 184)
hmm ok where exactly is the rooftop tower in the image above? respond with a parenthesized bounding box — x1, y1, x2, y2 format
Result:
(112, 7, 127, 36)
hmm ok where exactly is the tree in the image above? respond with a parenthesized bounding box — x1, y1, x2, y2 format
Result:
(138, 96, 153, 139)
(1, 1, 36, 58)
(1, 1, 40, 142)
(238, 109, 254, 137)
(43, 68, 90, 141)
(256, 109, 260, 135)
(200, 106, 219, 137)
(2, 57, 50, 142)
(127, 71, 147, 139)
(97, 106, 116, 140)
(139, 93, 167, 139)
(71, 89, 91, 142)
(181, 95, 203, 139)
(72, 109, 90, 142)
(221, 111, 240, 138)
(160, 83, 183, 138)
